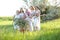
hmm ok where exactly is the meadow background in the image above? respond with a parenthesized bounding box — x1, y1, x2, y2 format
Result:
(0, 17, 60, 40)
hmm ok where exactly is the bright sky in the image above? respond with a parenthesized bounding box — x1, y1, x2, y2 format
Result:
(0, 0, 28, 16)
(0, 0, 60, 16)
(48, 0, 60, 6)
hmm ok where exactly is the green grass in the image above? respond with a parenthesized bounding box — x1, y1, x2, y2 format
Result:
(0, 17, 60, 40)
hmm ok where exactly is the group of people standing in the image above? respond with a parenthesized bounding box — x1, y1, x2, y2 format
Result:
(13, 6, 40, 31)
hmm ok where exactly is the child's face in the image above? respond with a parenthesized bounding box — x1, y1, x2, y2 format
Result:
(16, 10, 20, 15)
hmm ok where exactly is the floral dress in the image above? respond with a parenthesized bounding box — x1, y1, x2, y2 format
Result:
(13, 13, 26, 30)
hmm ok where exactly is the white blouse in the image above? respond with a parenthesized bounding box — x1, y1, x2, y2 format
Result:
(14, 13, 26, 19)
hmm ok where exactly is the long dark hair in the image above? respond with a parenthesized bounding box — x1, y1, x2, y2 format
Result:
(20, 8, 24, 13)
(35, 6, 40, 10)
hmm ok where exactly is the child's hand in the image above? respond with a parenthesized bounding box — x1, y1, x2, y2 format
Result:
(36, 13, 40, 17)
(29, 16, 32, 19)
(23, 15, 26, 19)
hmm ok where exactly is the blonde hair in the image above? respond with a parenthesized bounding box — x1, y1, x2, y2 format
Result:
(30, 6, 35, 10)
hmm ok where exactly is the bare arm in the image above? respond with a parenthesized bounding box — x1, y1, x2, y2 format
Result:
(13, 15, 15, 21)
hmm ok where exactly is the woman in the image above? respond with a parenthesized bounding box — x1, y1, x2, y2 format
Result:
(28, 6, 35, 31)
(33, 6, 40, 31)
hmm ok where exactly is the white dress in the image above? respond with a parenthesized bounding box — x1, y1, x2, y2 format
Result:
(33, 10, 40, 31)
(25, 10, 35, 31)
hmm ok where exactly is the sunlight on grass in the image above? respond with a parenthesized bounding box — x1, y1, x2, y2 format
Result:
(41, 18, 60, 29)
(0, 21, 13, 25)
(0, 17, 60, 40)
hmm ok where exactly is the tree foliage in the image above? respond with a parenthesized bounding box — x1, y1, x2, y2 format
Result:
(23, 0, 60, 21)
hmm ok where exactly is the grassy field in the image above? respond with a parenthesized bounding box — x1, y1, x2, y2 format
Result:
(0, 17, 60, 40)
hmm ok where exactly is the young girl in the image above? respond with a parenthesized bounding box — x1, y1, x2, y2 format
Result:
(13, 10, 20, 30)
(33, 6, 40, 31)
(13, 8, 27, 31)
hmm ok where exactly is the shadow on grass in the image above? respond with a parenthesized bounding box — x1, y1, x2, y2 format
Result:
(0, 25, 14, 32)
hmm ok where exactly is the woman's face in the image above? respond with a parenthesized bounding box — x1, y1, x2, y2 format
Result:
(30, 6, 34, 10)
